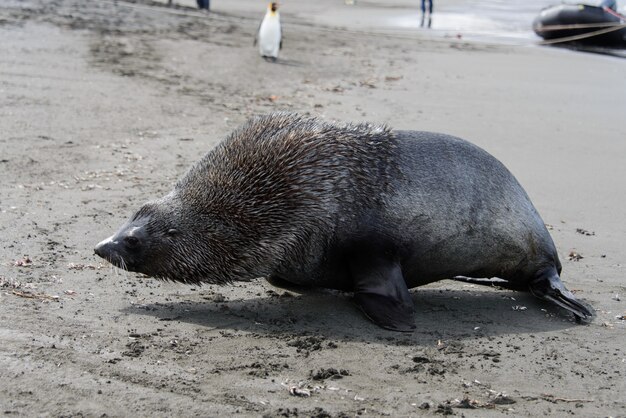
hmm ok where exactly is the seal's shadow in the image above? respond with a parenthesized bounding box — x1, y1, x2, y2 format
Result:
(124, 286, 580, 344)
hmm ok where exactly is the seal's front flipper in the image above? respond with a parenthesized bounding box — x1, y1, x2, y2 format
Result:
(349, 256, 416, 332)
(530, 271, 594, 320)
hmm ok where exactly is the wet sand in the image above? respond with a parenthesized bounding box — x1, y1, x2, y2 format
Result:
(1, 0, 625, 416)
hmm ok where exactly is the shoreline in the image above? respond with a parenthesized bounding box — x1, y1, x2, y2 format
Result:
(162, 0, 626, 48)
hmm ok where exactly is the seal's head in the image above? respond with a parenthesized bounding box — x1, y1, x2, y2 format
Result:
(95, 112, 391, 286)
(95, 197, 184, 280)
(93, 193, 256, 285)
(94, 189, 266, 284)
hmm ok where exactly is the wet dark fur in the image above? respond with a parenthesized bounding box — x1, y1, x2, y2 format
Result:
(97, 113, 394, 284)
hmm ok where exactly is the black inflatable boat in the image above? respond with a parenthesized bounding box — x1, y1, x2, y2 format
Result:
(533, 1, 626, 46)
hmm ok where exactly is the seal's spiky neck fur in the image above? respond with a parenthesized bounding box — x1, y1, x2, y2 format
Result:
(96, 112, 396, 285)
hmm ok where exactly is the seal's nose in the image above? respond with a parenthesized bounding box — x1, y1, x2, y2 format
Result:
(94, 236, 114, 259)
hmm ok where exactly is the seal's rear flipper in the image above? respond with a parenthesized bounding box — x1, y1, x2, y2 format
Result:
(452, 273, 594, 321)
(350, 256, 416, 332)
(529, 272, 594, 320)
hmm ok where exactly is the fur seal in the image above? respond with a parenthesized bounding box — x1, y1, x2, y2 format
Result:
(95, 112, 593, 331)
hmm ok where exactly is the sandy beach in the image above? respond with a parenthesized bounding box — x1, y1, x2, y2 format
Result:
(1, 0, 625, 416)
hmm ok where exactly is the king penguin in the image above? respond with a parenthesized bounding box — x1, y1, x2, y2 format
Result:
(255, 2, 282, 61)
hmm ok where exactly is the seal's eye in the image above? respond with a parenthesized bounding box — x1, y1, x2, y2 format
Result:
(166, 228, 179, 237)
(124, 236, 140, 248)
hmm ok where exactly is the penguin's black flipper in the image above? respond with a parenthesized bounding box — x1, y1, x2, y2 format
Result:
(529, 271, 594, 320)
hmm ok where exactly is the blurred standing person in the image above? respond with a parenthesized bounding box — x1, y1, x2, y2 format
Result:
(599, 0, 616, 10)
(421, 0, 433, 15)
(167, 0, 209, 9)
(420, 0, 433, 28)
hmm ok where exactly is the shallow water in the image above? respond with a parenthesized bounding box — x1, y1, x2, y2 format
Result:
(393, 0, 553, 40)
(380, 0, 624, 43)
(166, 0, 625, 47)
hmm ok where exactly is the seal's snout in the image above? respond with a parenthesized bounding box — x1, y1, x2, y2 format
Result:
(94, 236, 115, 259)
(94, 221, 149, 272)
(94, 234, 133, 271)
